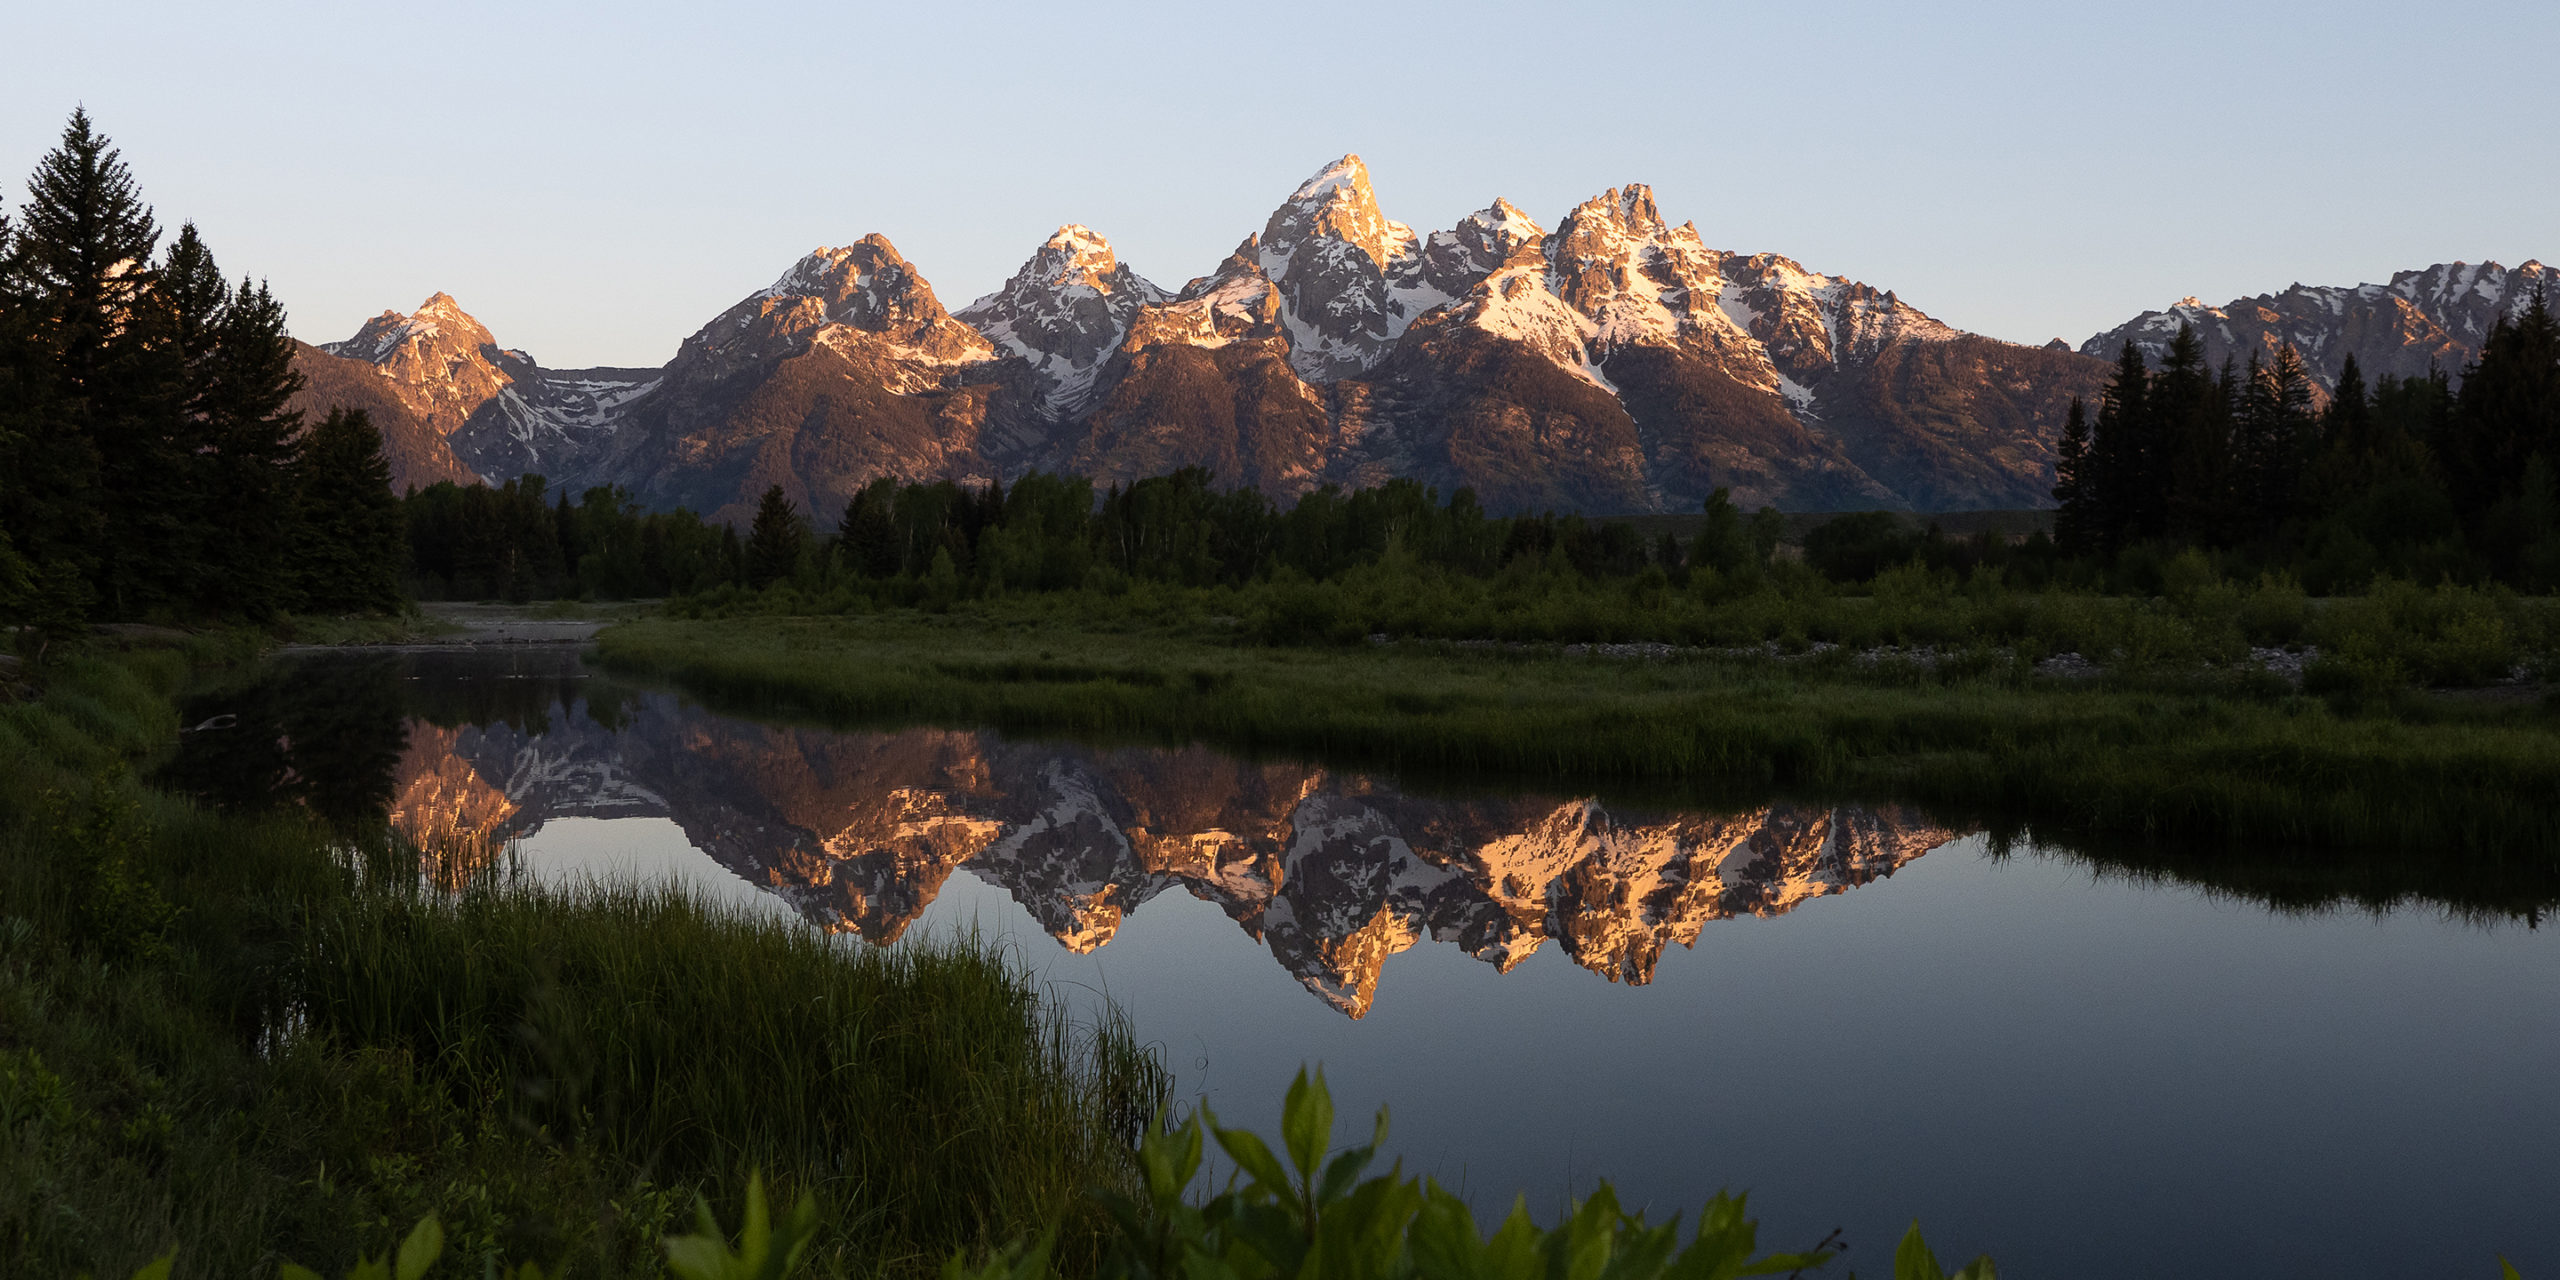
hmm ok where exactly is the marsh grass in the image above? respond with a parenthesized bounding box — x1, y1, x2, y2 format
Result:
(301, 882, 1165, 1275)
(594, 610, 2560, 862)
(0, 641, 1162, 1278)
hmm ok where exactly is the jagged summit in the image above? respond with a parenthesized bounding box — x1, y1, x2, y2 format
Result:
(2081, 259, 2560, 390)
(753, 236, 991, 363)
(1262, 155, 1418, 275)
(959, 226, 1169, 416)
(324, 292, 500, 365)
(304, 154, 2370, 516)
(307, 288, 656, 482)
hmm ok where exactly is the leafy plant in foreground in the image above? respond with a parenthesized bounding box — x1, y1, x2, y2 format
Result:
(1025, 1066, 1855, 1280)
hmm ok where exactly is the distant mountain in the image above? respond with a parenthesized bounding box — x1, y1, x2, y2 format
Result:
(291, 291, 656, 494)
(287, 339, 477, 491)
(2082, 260, 2560, 391)
(348, 156, 2560, 516)
(391, 692, 1962, 1017)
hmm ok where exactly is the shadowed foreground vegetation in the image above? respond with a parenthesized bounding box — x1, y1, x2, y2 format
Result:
(0, 639, 1161, 1278)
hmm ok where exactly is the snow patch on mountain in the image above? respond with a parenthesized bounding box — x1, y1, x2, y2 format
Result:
(2083, 259, 2559, 390)
(960, 225, 1171, 417)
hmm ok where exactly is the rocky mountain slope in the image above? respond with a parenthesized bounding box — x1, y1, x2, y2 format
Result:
(390, 687, 1963, 1017)
(299, 155, 2129, 517)
(2082, 259, 2559, 391)
(293, 292, 657, 492)
(307, 162, 2546, 518)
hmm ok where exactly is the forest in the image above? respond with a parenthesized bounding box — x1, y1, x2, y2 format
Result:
(0, 112, 403, 639)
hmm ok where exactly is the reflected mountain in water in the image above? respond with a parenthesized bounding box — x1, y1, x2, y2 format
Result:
(385, 669, 1962, 1016)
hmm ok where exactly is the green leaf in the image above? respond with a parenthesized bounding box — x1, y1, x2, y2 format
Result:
(1483, 1197, 1545, 1280)
(1316, 1142, 1377, 1207)
(1281, 1066, 1334, 1185)
(1408, 1184, 1482, 1280)
(124, 1251, 177, 1280)
(1552, 1187, 1622, 1280)
(393, 1216, 444, 1280)
(2501, 1259, 2521, 1280)
(1893, 1223, 1945, 1280)
(664, 1173, 820, 1280)
(1947, 1259, 1997, 1280)
(1209, 1117, 1294, 1201)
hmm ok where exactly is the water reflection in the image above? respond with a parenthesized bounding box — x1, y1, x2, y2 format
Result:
(157, 648, 2560, 1275)
(163, 648, 2556, 1016)
(393, 655, 1958, 1016)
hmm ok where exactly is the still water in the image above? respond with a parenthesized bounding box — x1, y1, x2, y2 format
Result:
(166, 648, 2559, 1277)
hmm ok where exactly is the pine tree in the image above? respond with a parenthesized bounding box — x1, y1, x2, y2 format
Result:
(292, 409, 404, 613)
(2233, 345, 2315, 540)
(2447, 289, 2560, 519)
(2088, 340, 2152, 555)
(838, 478, 900, 577)
(195, 273, 307, 615)
(16, 111, 174, 616)
(2052, 397, 2094, 556)
(2153, 325, 2227, 545)
(747, 484, 805, 589)
(17, 110, 159, 395)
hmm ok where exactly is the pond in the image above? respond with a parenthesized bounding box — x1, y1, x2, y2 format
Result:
(163, 647, 2560, 1278)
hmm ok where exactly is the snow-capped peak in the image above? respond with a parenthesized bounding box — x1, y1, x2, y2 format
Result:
(1288, 154, 1376, 204)
(959, 225, 1170, 418)
(1244, 154, 1440, 382)
(2082, 259, 2560, 390)
(749, 235, 991, 365)
(323, 292, 499, 364)
(1459, 199, 1544, 257)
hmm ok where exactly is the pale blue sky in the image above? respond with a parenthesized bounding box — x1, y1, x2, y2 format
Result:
(5, 0, 2551, 368)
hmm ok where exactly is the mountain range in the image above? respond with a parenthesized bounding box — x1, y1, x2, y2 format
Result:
(390, 680, 1959, 1017)
(287, 155, 2548, 520)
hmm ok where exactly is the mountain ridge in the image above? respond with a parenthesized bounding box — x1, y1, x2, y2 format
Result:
(291, 155, 2528, 518)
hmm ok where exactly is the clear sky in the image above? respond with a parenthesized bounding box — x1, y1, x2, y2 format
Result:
(5, 0, 2551, 369)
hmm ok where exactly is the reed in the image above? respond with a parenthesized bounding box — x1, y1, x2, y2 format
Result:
(297, 882, 1164, 1274)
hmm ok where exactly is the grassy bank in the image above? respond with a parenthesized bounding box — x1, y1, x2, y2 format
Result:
(593, 605, 2560, 864)
(0, 637, 1159, 1277)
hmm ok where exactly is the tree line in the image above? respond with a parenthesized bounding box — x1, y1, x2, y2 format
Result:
(0, 111, 404, 636)
(404, 468, 1796, 605)
(2052, 303, 2560, 592)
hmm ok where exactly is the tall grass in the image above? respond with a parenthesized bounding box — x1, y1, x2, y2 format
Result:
(0, 640, 1163, 1278)
(594, 611, 2560, 863)
(299, 882, 1165, 1274)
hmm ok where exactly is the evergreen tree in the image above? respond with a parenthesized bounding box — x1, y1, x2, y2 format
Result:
(2153, 325, 2227, 545)
(2088, 340, 2152, 554)
(195, 274, 307, 614)
(2051, 397, 2095, 556)
(747, 484, 805, 588)
(2446, 290, 2560, 520)
(838, 478, 900, 577)
(2233, 345, 2315, 540)
(292, 409, 404, 613)
(16, 110, 167, 616)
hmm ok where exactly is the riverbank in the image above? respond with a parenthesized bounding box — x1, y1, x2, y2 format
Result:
(0, 632, 1156, 1277)
(593, 607, 2560, 863)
